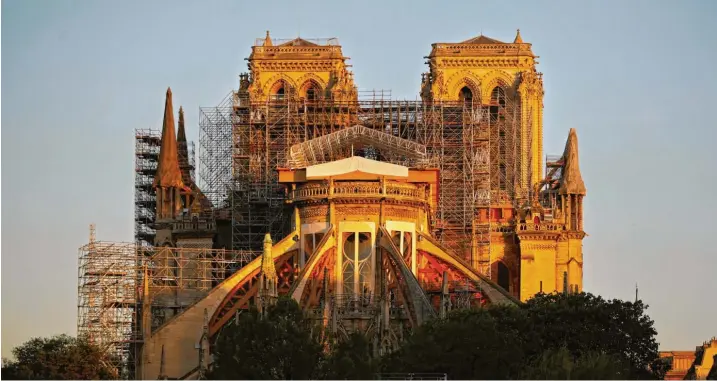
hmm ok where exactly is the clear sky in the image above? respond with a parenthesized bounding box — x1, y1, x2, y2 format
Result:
(2, 0, 716, 358)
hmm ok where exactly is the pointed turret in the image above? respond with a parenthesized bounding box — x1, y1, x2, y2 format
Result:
(263, 30, 273, 47)
(177, 106, 187, 143)
(153, 88, 185, 189)
(559, 128, 586, 195)
(261, 233, 277, 280)
(257, 233, 277, 314)
(513, 29, 523, 44)
(176, 106, 192, 183)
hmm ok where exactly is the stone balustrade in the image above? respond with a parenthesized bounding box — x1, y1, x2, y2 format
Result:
(292, 181, 427, 203)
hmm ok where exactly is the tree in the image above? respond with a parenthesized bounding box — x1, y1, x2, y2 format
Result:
(382, 292, 665, 380)
(381, 305, 535, 379)
(524, 292, 666, 379)
(209, 297, 324, 380)
(321, 332, 377, 380)
(520, 346, 631, 380)
(1, 334, 117, 380)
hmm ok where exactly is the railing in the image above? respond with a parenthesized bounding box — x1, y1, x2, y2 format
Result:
(292, 181, 427, 203)
(294, 184, 329, 199)
(334, 183, 383, 197)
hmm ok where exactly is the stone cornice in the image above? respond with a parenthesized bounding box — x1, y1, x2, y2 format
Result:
(520, 242, 557, 254)
(430, 43, 535, 59)
(517, 231, 561, 241)
(252, 61, 339, 72)
(435, 58, 533, 69)
(252, 46, 344, 55)
(564, 231, 587, 240)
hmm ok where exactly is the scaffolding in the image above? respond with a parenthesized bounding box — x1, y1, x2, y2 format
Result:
(77, 225, 259, 379)
(197, 94, 234, 212)
(198, 90, 527, 275)
(135, 129, 197, 248)
(134, 129, 161, 248)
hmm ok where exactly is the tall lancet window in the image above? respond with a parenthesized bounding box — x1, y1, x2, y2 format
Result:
(459, 86, 473, 105)
(275, 85, 285, 100)
(490, 86, 506, 121)
(342, 232, 374, 297)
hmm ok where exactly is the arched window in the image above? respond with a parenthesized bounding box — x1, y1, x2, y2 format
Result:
(489, 87, 506, 121)
(459, 86, 473, 104)
(497, 262, 510, 291)
(306, 87, 317, 101)
(275, 85, 285, 100)
(491, 87, 506, 106)
(342, 232, 373, 297)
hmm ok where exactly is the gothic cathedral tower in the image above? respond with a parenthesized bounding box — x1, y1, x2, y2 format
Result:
(421, 31, 586, 301)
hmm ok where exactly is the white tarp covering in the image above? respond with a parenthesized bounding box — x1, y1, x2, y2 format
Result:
(306, 156, 408, 179)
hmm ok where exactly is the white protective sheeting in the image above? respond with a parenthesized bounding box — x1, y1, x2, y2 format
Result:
(306, 156, 408, 179)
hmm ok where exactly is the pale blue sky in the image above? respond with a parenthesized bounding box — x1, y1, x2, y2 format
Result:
(2, 0, 716, 358)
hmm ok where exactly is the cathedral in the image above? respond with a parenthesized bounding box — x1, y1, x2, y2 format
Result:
(89, 30, 588, 379)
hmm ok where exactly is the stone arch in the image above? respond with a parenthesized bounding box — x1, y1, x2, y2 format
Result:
(480, 70, 517, 100)
(446, 70, 482, 102)
(495, 260, 511, 292)
(262, 73, 298, 98)
(296, 73, 327, 100)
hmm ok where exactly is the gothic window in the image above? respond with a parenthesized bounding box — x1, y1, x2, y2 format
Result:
(499, 130, 507, 156)
(306, 87, 317, 101)
(303, 231, 326, 264)
(342, 232, 373, 297)
(499, 164, 507, 191)
(275, 85, 285, 100)
(491, 86, 506, 106)
(497, 261, 510, 291)
(459, 86, 473, 104)
(489, 86, 506, 121)
(390, 230, 413, 264)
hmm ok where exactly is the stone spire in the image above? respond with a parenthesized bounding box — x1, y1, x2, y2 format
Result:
(258, 233, 277, 314)
(153, 88, 185, 189)
(261, 233, 277, 282)
(177, 106, 187, 143)
(176, 106, 191, 183)
(263, 30, 273, 47)
(513, 29, 523, 44)
(559, 128, 586, 195)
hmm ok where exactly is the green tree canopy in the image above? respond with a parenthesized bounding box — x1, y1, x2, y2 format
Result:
(1, 334, 117, 380)
(209, 297, 324, 380)
(519, 346, 631, 380)
(383, 292, 666, 380)
(524, 292, 666, 379)
(208, 292, 666, 380)
(381, 305, 535, 379)
(320, 332, 377, 380)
